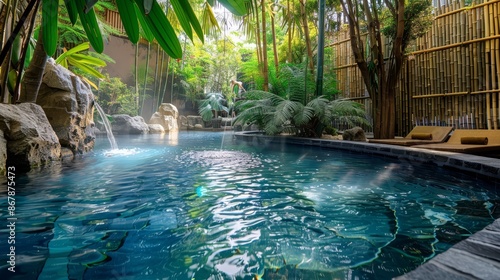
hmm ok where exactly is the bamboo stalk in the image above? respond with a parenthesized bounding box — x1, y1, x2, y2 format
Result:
(493, 2, 499, 129)
(466, 5, 472, 97)
(478, 4, 485, 128)
(412, 92, 469, 98)
(410, 34, 500, 55)
(434, 0, 500, 20)
(485, 2, 492, 129)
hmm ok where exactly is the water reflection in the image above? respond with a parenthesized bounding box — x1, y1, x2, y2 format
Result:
(1, 132, 498, 280)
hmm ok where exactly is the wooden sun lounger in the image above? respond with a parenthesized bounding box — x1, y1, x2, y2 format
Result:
(412, 129, 500, 154)
(368, 126, 454, 146)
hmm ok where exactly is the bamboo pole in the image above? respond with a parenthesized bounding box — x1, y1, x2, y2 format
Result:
(434, 0, 500, 20)
(466, 5, 472, 120)
(409, 34, 500, 56)
(485, 2, 492, 129)
(493, 2, 499, 129)
(477, 4, 485, 128)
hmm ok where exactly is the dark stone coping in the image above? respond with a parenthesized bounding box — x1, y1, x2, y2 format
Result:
(233, 131, 500, 279)
(233, 131, 500, 180)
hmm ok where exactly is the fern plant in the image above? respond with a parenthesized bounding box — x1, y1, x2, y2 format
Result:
(234, 63, 370, 137)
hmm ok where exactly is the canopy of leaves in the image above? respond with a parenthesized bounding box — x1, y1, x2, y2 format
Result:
(381, 0, 433, 50)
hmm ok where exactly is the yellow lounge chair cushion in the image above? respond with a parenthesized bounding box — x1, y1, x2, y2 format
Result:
(460, 137, 488, 145)
(411, 133, 433, 140)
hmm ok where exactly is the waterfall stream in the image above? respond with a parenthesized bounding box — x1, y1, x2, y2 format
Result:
(94, 102, 118, 150)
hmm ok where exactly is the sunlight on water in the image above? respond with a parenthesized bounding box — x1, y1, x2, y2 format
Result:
(103, 148, 141, 157)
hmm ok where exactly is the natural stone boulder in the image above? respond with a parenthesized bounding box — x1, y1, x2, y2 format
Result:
(0, 103, 61, 170)
(148, 103, 179, 132)
(342, 126, 367, 141)
(112, 114, 149, 134)
(36, 58, 95, 155)
(186, 115, 203, 129)
(178, 115, 188, 130)
(0, 130, 6, 175)
(148, 124, 165, 134)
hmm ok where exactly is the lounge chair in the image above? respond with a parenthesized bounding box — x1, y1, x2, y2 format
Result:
(412, 129, 500, 155)
(368, 126, 454, 146)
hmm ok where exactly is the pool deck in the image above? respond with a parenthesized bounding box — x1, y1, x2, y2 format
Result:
(233, 131, 500, 279)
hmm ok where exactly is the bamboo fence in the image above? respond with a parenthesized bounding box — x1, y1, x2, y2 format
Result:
(329, 0, 500, 136)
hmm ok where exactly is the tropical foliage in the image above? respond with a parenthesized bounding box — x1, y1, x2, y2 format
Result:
(234, 63, 370, 137)
(96, 75, 137, 116)
(198, 92, 229, 121)
(55, 42, 111, 89)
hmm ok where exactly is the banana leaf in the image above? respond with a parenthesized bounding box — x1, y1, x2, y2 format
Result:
(134, 0, 182, 58)
(134, 3, 155, 42)
(55, 42, 91, 64)
(42, 0, 59, 56)
(116, 0, 140, 43)
(76, 0, 104, 53)
(64, 0, 79, 25)
(217, 0, 248, 17)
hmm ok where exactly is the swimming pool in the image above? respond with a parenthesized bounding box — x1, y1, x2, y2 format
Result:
(1, 131, 498, 279)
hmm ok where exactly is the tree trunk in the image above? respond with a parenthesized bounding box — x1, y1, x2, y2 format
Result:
(300, 0, 314, 73)
(341, 0, 406, 139)
(261, 0, 269, 91)
(253, 0, 262, 66)
(19, 27, 47, 103)
(287, 0, 292, 63)
(271, 5, 279, 74)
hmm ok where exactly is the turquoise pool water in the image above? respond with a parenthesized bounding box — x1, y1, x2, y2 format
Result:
(1, 131, 499, 280)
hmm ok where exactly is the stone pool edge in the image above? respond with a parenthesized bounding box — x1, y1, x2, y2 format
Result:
(233, 131, 500, 279)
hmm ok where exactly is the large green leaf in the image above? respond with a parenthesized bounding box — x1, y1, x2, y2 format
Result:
(170, 0, 193, 41)
(134, 0, 182, 58)
(11, 34, 21, 66)
(84, 0, 99, 13)
(75, 0, 104, 53)
(217, 0, 248, 17)
(70, 53, 107, 66)
(64, 0, 79, 25)
(55, 42, 107, 80)
(55, 42, 90, 64)
(67, 57, 106, 79)
(134, 3, 154, 42)
(116, 0, 140, 43)
(24, 39, 33, 69)
(42, 0, 59, 56)
(171, 0, 204, 43)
